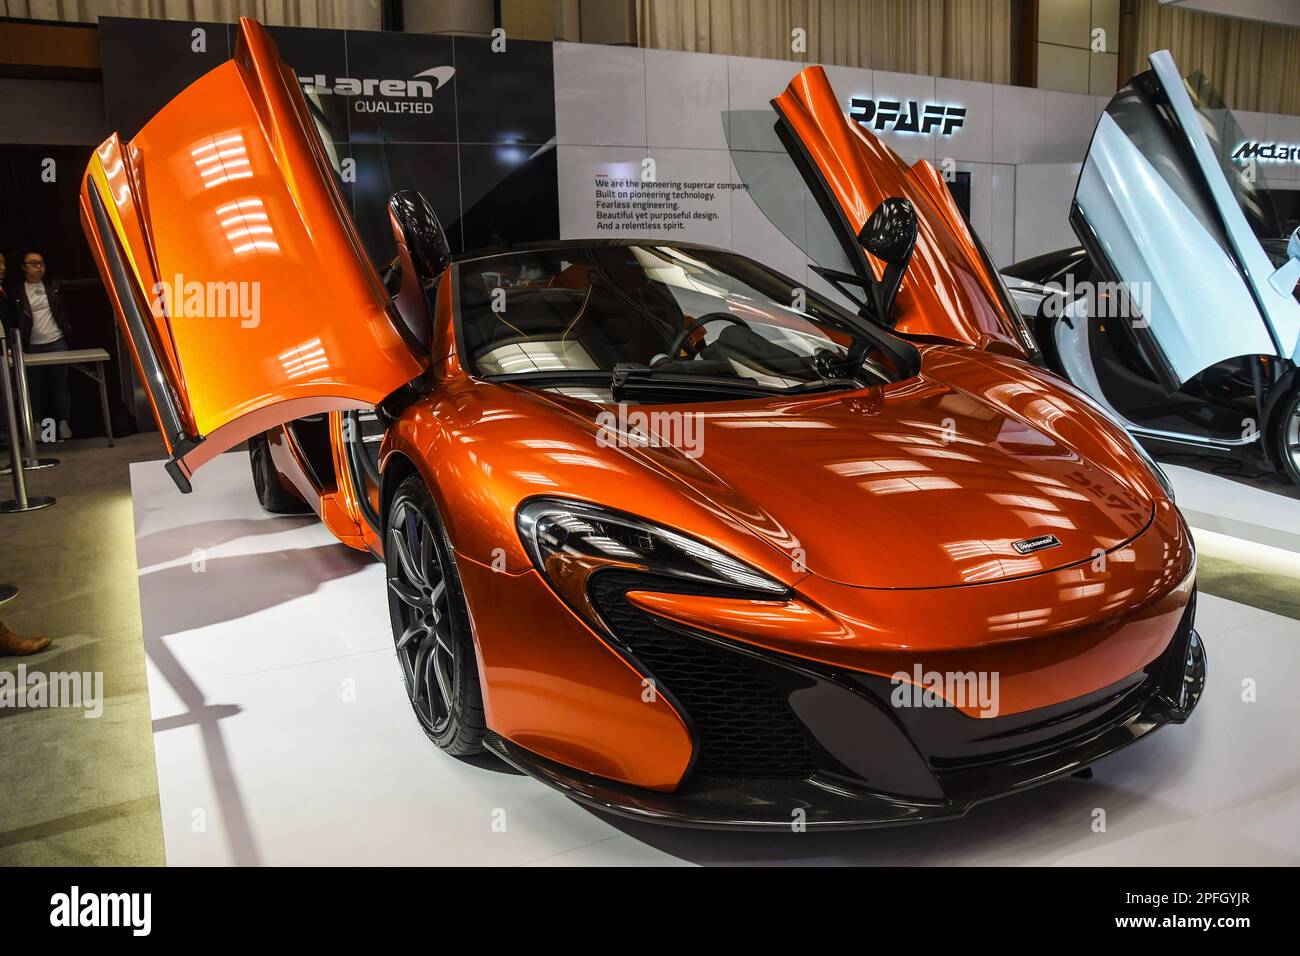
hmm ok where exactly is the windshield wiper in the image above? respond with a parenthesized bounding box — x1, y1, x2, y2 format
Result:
(609, 364, 784, 401)
(611, 365, 867, 401)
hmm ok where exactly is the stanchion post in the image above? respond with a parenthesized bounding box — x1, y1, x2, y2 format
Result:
(0, 335, 55, 514)
(7, 330, 58, 470)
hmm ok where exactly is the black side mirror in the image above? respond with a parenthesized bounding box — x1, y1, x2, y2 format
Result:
(387, 189, 451, 352)
(858, 197, 917, 325)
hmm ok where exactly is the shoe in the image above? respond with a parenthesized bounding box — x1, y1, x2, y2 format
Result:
(58, 420, 72, 441)
(0, 621, 51, 656)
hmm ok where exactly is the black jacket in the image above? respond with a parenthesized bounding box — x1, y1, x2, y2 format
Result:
(4, 278, 73, 348)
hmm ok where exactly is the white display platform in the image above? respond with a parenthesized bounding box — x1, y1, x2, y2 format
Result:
(133, 453, 1300, 865)
(1166, 463, 1300, 557)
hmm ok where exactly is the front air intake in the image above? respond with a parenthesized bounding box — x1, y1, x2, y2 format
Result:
(588, 573, 816, 779)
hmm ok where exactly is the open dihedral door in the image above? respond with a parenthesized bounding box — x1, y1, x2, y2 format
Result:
(80, 17, 426, 493)
(1071, 50, 1300, 392)
(754, 65, 1033, 357)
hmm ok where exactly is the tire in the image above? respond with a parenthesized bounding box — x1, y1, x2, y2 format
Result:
(1275, 386, 1300, 486)
(248, 432, 310, 514)
(385, 472, 486, 755)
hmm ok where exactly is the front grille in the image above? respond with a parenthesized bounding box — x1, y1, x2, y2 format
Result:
(923, 674, 1150, 772)
(589, 574, 816, 779)
(920, 592, 1198, 773)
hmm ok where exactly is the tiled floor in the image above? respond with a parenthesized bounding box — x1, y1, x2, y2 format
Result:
(132, 453, 1300, 866)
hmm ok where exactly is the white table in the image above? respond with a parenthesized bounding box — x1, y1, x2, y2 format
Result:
(21, 346, 114, 446)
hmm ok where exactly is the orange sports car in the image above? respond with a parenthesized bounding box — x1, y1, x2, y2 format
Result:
(80, 19, 1203, 828)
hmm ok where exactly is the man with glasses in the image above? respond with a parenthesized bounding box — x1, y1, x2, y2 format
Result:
(5, 251, 74, 441)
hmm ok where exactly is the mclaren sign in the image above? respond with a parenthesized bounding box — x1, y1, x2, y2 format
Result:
(1233, 140, 1300, 164)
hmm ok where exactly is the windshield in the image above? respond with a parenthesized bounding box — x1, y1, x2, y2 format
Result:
(457, 244, 910, 398)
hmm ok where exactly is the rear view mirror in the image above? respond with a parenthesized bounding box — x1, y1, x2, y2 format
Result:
(387, 189, 451, 352)
(858, 197, 917, 325)
(1269, 225, 1300, 297)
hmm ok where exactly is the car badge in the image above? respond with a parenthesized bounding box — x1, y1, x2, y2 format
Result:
(1012, 534, 1062, 555)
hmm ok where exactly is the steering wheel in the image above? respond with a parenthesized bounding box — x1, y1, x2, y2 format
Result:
(658, 311, 749, 365)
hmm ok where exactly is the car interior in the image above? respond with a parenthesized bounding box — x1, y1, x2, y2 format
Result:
(454, 244, 896, 397)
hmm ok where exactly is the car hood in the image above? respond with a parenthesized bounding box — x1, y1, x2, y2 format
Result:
(543, 348, 1154, 589)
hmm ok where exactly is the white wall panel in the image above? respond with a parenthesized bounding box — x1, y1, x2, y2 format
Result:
(1014, 163, 1083, 261)
(990, 163, 1017, 266)
(645, 47, 729, 149)
(962, 161, 994, 251)
(992, 84, 1046, 164)
(726, 56, 806, 152)
(1041, 90, 1097, 163)
(553, 42, 646, 147)
(937, 78, 993, 164)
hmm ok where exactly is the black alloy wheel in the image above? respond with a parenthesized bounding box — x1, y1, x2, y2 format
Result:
(385, 473, 486, 754)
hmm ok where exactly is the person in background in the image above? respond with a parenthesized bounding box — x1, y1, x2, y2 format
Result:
(0, 251, 54, 654)
(6, 251, 74, 441)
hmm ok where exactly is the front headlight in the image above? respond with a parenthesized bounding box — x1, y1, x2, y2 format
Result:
(516, 498, 787, 629)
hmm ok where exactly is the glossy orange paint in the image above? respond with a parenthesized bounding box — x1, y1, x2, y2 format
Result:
(624, 496, 1193, 718)
(79, 18, 425, 487)
(774, 65, 1027, 355)
(379, 311, 1193, 771)
(454, 557, 693, 790)
(389, 328, 1164, 592)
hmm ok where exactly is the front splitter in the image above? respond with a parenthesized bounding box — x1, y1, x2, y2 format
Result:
(483, 630, 1206, 831)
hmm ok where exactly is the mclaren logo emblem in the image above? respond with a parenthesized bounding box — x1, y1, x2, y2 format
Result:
(1012, 534, 1062, 555)
(1232, 140, 1300, 163)
(297, 66, 455, 115)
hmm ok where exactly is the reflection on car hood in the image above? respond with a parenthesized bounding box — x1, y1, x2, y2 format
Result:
(552, 347, 1154, 589)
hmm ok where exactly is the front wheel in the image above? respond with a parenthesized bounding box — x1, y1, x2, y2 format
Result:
(1276, 387, 1300, 486)
(385, 473, 486, 755)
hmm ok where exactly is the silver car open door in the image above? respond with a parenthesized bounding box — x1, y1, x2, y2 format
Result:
(1071, 50, 1300, 392)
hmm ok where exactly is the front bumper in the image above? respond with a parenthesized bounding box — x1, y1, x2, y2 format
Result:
(485, 590, 1205, 831)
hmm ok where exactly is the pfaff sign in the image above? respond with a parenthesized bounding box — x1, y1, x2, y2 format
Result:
(848, 97, 966, 136)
